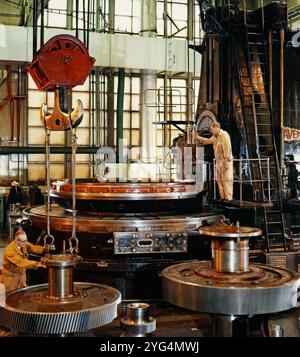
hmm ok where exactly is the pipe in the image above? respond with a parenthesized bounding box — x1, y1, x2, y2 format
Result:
(116, 69, 125, 163)
(32, 0, 37, 57)
(109, 0, 115, 33)
(268, 30, 273, 109)
(187, 0, 194, 122)
(140, 0, 157, 162)
(107, 70, 115, 148)
(0, 147, 100, 155)
(280, 28, 285, 169)
(40, 0, 44, 47)
(95, 67, 101, 147)
(163, 0, 169, 148)
(66, 0, 73, 30)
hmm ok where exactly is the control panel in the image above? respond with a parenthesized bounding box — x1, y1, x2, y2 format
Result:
(113, 232, 188, 255)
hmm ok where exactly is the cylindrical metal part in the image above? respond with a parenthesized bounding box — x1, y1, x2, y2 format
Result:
(212, 238, 249, 273)
(121, 303, 156, 337)
(42, 254, 77, 300)
(48, 266, 74, 300)
(212, 315, 237, 337)
(212, 315, 249, 337)
(269, 324, 284, 337)
(140, 0, 157, 163)
(127, 303, 150, 323)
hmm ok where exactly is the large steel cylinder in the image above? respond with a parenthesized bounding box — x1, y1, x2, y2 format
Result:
(42, 254, 77, 300)
(212, 238, 249, 273)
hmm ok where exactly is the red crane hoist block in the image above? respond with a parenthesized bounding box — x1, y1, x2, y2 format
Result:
(28, 35, 95, 91)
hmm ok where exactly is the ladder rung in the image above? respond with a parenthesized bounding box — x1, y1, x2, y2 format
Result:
(250, 61, 266, 65)
(248, 42, 266, 45)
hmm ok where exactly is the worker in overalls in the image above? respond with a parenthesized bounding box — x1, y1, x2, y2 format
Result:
(196, 122, 233, 201)
(0, 230, 46, 293)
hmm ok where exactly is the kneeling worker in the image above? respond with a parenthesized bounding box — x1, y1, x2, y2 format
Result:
(195, 122, 233, 201)
(0, 230, 46, 293)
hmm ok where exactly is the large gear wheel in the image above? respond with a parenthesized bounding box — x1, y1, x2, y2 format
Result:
(0, 283, 121, 335)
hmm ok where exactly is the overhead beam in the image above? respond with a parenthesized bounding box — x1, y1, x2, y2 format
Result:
(0, 25, 201, 75)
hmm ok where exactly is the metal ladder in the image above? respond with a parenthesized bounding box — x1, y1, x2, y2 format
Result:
(234, 24, 287, 251)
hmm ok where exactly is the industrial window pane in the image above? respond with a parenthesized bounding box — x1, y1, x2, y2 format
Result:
(28, 154, 45, 162)
(131, 129, 140, 146)
(76, 154, 90, 162)
(115, 16, 132, 32)
(123, 113, 131, 129)
(28, 108, 42, 127)
(131, 113, 140, 128)
(130, 147, 140, 161)
(76, 164, 90, 178)
(47, 92, 54, 108)
(156, 130, 163, 146)
(132, 78, 140, 93)
(172, 4, 187, 20)
(132, 94, 140, 111)
(123, 94, 131, 111)
(50, 0, 67, 10)
(72, 92, 89, 109)
(28, 76, 38, 90)
(48, 13, 66, 28)
(50, 154, 65, 162)
(50, 131, 65, 145)
(28, 127, 45, 145)
(28, 164, 45, 181)
(28, 91, 46, 108)
(79, 111, 90, 127)
(115, 0, 132, 16)
(76, 128, 90, 145)
(50, 165, 65, 179)
(132, 17, 141, 33)
(124, 129, 131, 143)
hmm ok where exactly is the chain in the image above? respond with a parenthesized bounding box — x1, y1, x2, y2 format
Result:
(68, 117, 79, 256)
(44, 129, 55, 254)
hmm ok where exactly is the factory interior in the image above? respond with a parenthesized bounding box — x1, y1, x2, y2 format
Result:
(2, 0, 300, 340)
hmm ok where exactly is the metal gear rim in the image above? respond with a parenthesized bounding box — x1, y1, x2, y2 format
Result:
(0, 282, 121, 335)
(120, 316, 156, 335)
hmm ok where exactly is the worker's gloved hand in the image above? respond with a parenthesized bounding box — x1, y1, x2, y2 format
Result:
(37, 262, 47, 269)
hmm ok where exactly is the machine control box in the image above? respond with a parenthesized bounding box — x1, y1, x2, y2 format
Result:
(113, 232, 188, 255)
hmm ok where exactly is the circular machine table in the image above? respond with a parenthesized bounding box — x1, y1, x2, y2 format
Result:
(50, 180, 205, 213)
(23, 204, 223, 233)
(162, 261, 300, 316)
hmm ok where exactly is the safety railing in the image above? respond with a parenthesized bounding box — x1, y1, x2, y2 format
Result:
(213, 158, 271, 206)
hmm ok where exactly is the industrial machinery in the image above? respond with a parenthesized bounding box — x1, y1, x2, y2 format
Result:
(0, 33, 123, 336)
(0, 252, 121, 335)
(21, 31, 222, 300)
(120, 303, 156, 337)
(162, 222, 300, 336)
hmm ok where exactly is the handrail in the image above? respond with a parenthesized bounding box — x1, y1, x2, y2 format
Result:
(213, 157, 271, 206)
